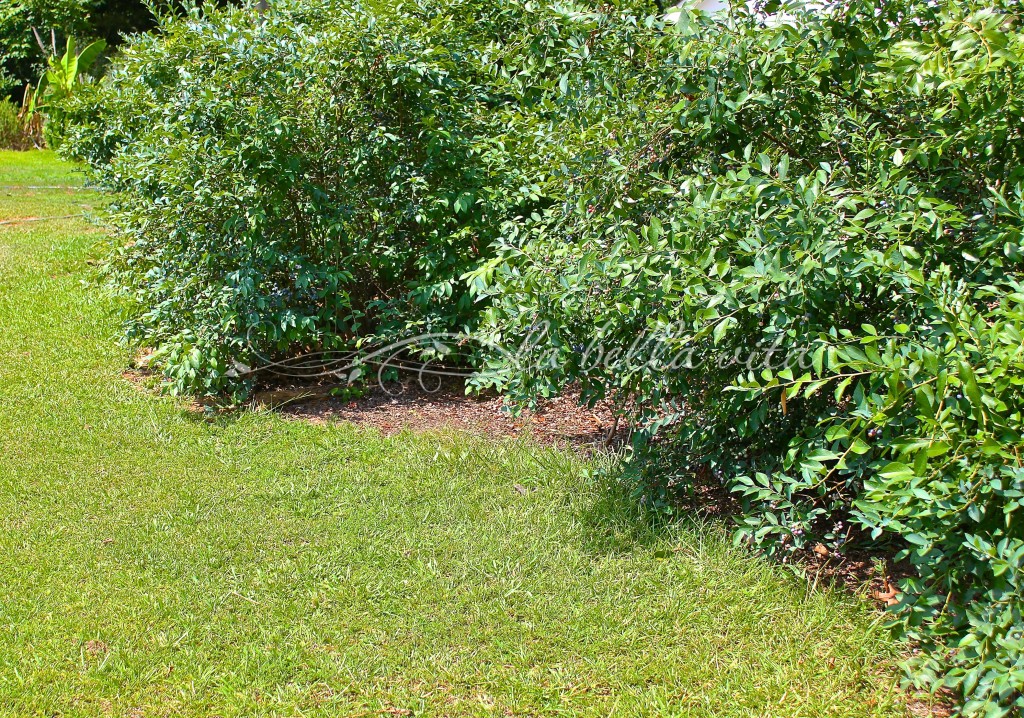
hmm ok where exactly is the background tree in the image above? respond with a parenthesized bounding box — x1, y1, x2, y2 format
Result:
(1, 0, 235, 100)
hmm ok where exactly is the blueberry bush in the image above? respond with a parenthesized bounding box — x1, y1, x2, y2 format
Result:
(470, 1, 1024, 713)
(62, 0, 565, 395)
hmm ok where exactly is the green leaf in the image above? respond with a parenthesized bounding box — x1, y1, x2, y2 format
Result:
(712, 317, 734, 345)
(879, 462, 914, 480)
(649, 216, 662, 241)
(76, 40, 108, 75)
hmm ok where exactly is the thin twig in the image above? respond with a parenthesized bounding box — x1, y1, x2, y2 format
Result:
(31, 27, 47, 55)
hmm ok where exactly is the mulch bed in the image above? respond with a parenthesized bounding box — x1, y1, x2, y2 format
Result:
(256, 378, 631, 451)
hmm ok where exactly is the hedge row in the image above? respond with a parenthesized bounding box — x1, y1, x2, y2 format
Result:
(63, 0, 1023, 713)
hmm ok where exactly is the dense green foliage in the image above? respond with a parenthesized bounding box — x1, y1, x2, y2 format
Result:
(0, 100, 31, 149)
(0, 0, 156, 98)
(63, 0, 1023, 713)
(30, 35, 107, 148)
(1, 0, 86, 95)
(469, 1, 1024, 714)
(64, 0, 580, 396)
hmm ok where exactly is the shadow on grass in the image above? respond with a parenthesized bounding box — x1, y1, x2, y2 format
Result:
(557, 454, 730, 558)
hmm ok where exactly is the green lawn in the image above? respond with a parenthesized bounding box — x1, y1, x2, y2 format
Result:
(0, 150, 910, 717)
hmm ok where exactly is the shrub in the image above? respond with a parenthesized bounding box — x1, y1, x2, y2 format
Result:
(62, 0, 666, 397)
(471, 0, 1024, 713)
(63, 0, 1024, 710)
(0, 94, 41, 149)
(0, 100, 26, 149)
(61, 0, 559, 397)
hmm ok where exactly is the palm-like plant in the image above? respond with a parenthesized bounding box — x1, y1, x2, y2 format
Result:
(30, 36, 106, 146)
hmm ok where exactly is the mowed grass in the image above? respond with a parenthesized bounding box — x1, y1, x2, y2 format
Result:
(0, 150, 97, 224)
(0, 150, 909, 717)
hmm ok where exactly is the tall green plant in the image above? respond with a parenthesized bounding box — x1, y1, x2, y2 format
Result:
(0, 0, 92, 95)
(31, 35, 105, 146)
